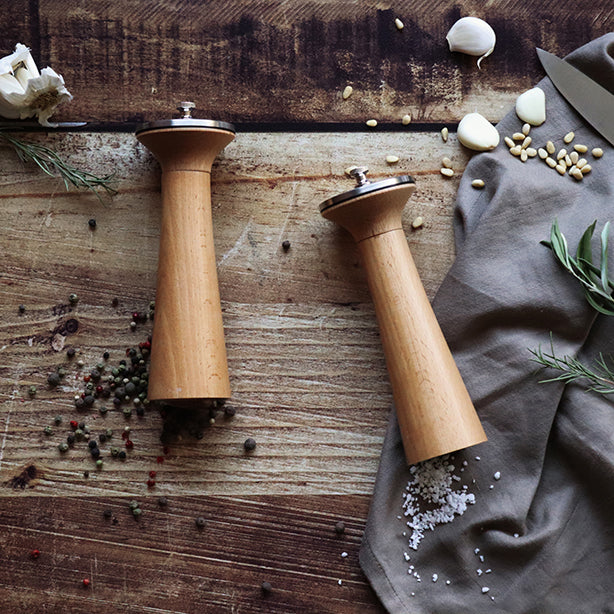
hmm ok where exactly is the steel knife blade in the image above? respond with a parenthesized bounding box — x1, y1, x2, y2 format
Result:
(536, 48, 614, 146)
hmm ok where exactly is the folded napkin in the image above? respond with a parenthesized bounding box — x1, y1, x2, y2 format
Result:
(360, 34, 614, 614)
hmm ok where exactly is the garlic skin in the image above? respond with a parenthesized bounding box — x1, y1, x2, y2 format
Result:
(446, 17, 496, 68)
(457, 112, 500, 151)
(515, 87, 546, 126)
(0, 44, 72, 126)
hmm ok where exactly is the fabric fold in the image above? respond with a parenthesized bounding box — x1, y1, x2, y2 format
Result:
(360, 34, 614, 614)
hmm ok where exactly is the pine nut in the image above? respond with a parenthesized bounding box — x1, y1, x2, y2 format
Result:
(386, 155, 399, 164)
(342, 85, 353, 100)
(576, 158, 587, 169)
(522, 123, 531, 136)
(411, 216, 424, 228)
(504, 136, 515, 148)
(592, 148, 603, 158)
(402, 114, 411, 125)
(366, 119, 378, 127)
(520, 149, 528, 162)
(512, 132, 525, 141)
(570, 151, 579, 164)
(521, 136, 532, 149)
(555, 164, 566, 175)
(441, 127, 449, 142)
(538, 148, 548, 159)
(571, 167, 584, 180)
(526, 147, 537, 157)
(563, 131, 575, 144)
(395, 17, 404, 30)
(564, 155, 572, 167)
(581, 164, 592, 174)
(556, 149, 567, 160)
(471, 179, 485, 189)
(510, 146, 521, 156)
(546, 141, 556, 154)
(441, 157, 452, 168)
(440, 167, 454, 177)
(546, 157, 557, 168)
(574, 144, 588, 153)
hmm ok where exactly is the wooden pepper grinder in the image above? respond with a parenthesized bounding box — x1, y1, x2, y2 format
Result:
(136, 103, 235, 405)
(320, 168, 486, 464)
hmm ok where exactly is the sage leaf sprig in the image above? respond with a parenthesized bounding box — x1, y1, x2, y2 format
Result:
(0, 130, 117, 200)
(529, 335, 614, 395)
(542, 220, 614, 315)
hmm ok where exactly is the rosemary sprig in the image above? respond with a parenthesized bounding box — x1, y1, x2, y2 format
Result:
(0, 131, 117, 200)
(541, 220, 614, 315)
(529, 335, 614, 395)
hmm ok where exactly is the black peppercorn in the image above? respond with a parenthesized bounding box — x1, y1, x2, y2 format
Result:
(90, 447, 100, 459)
(282, 240, 291, 251)
(88, 218, 96, 229)
(66, 433, 75, 445)
(18, 304, 25, 314)
(195, 516, 206, 529)
(244, 437, 257, 451)
(158, 497, 168, 507)
(66, 347, 76, 358)
(261, 581, 272, 594)
(224, 406, 236, 417)
(102, 351, 110, 360)
(47, 372, 61, 387)
(99, 433, 107, 444)
(334, 521, 346, 535)
(103, 509, 112, 519)
(84, 395, 95, 407)
(88, 439, 97, 449)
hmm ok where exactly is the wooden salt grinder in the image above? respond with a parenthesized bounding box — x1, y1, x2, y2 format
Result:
(136, 103, 235, 405)
(319, 169, 486, 464)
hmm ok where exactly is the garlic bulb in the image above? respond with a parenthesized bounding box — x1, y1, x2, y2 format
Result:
(0, 43, 71, 126)
(446, 17, 496, 68)
(457, 112, 500, 151)
(515, 87, 546, 126)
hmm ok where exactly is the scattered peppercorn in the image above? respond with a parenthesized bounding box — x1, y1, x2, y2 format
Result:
(28, 386, 37, 397)
(88, 439, 98, 450)
(157, 496, 168, 507)
(18, 304, 26, 314)
(82, 578, 90, 587)
(96, 459, 103, 469)
(102, 351, 110, 360)
(43, 426, 53, 436)
(54, 415, 62, 425)
(66, 433, 75, 445)
(88, 218, 96, 229)
(66, 347, 76, 358)
(282, 240, 291, 252)
(30, 549, 40, 559)
(58, 442, 69, 453)
(118, 450, 127, 460)
(103, 509, 112, 519)
(195, 516, 206, 529)
(244, 437, 257, 452)
(68, 293, 79, 305)
(261, 581, 272, 595)
(47, 372, 61, 387)
(83, 470, 89, 478)
(224, 406, 236, 418)
(334, 521, 346, 535)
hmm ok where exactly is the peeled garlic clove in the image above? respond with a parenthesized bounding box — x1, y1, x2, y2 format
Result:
(446, 17, 496, 68)
(515, 87, 546, 126)
(457, 112, 500, 151)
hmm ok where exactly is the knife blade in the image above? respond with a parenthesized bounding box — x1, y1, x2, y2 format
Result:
(536, 48, 614, 147)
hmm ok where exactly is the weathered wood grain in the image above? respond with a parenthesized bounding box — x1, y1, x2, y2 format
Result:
(0, 495, 386, 613)
(0, 130, 466, 499)
(1, 0, 612, 125)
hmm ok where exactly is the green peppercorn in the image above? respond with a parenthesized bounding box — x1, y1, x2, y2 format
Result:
(123, 408, 132, 418)
(54, 415, 62, 425)
(96, 459, 103, 469)
(58, 442, 69, 453)
(129, 500, 139, 510)
(57, 367, 66, 378)
(110, 447, 119, 457)
(105, 428, 113, 439)
(28, 385, 37, 397)
(43, 426, 53, 436)
(74, 428, 84, 440)
(68, 293, 79, 305)
(132, 507, 142, 517)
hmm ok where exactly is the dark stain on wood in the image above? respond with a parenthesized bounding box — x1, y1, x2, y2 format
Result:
(8, 464, 38, 489)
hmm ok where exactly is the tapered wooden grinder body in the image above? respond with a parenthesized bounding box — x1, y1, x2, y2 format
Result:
(321, 179, 486, 464)
(137, 126, 234, 404)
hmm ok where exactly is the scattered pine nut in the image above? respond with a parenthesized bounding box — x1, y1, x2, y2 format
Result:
(592, 148, 603, 158)
(504, 136, 515, 148)
(402, 114, 412, 125)
(440, 167, 454, 177)
(471, 179, 485, 189)
(564, 154, 572, 167)
(411, 216, 424, 228)
(538, 148, 548, 159)
(512, 132, 525, 141)
(576, 158, 587, 169)
(570, 151, 579, 164)
(386, 155, 399, 164)
(510, 146, 521, 156)
(522, 123, 531, 136)
(558, 158, 567, 170)
(570, 167, 583, 180)
(521, 136, 532, 149)
(555, 164, 566, 175)
(520, 149, 528, 162)
(556, 148, 567, 160)
(526, 147, 537, 157)
(342, 85, 353, 100)
(574, 144, 588, 153)
(546, 141, 556, 155)
(395, 17, 404, 30)
(441, 157, 453, 168)
(581, 164, 592, 174)
(441, 127, 449, 142)
(344, 166, 358, 176)
(545, 157, 557, 168)
(366, 119, 378, 127)
(563, 131, 575, 144)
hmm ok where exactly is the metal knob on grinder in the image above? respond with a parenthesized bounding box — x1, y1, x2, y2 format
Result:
(136, 103, 235, 406)
(320, 169, 487, 464)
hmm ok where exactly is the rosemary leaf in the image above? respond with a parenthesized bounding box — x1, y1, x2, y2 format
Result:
(529, 335, 614, 396)
(0, 131, 117, 200)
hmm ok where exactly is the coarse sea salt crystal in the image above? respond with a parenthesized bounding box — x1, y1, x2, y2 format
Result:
(494, 471, 501, 480)
(432, 573, 438, 582)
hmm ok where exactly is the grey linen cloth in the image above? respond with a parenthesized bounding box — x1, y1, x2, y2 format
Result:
(360, 34, 614, 614)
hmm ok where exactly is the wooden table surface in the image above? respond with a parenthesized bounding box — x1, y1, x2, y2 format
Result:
(0, 2, 611, 612)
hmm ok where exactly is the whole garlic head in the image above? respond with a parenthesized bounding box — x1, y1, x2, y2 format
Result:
(457, 112, 500, 151)
(446, 17, 496, 68)
(0, 43, 72, 126)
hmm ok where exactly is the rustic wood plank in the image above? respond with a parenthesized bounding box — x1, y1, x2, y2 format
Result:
(0, 1, 611, 125)
(0, 130, 466, 497)
(0, 495, 386, 613)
